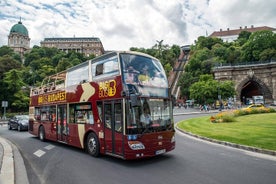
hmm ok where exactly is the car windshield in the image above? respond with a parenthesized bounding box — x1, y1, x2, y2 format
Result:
(126, 98, 173, 134)
(16, 115, 29, 120)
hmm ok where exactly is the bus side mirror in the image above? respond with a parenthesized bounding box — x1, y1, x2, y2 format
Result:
(130, 94, 140, 107)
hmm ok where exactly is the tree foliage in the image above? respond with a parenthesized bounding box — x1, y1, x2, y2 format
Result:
(189, 74, 235, 104)
(179, 30, 275, 102)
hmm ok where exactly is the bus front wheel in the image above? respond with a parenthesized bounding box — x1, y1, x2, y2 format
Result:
(39, 126, 46, 142)
(86, 132, 100, 157)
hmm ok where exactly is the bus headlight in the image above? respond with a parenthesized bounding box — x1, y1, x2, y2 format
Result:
(127, 134, 138, 141)
(128, 141, 145, 150)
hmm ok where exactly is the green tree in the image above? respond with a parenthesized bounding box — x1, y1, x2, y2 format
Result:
(189, 74, 235, 104)
(56, 58, 73, 72)
(242, 30, 276, 61)
(237, 31, 251, 46)
(0, 55, 22, 104)
(259, 48, 276, 61)
(195, 36, 223, 50)
(3, 69, 29, 112)
(0, 46, 14, 56)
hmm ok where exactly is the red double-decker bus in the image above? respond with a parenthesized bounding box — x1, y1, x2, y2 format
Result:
(29, 51, 175, 160)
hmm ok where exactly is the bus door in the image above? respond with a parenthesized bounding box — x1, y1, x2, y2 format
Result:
(57, 105, 68, 143)
(104, 100, 124, 156)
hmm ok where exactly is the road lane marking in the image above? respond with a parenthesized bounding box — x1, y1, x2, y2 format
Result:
(34, 149, 45, 157)
(44, 144, 55, 150)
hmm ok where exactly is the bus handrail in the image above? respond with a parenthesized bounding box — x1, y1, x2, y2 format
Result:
(30, 71, 66, 96)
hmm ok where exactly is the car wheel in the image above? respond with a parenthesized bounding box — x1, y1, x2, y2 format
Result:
(39, 126, 46, 142)
(86, 132, 100, 157)
(18, 125, 21, 132)
(8, 124, 11, 130)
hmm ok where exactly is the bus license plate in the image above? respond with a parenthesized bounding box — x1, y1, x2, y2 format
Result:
(155, 149, 166, 155)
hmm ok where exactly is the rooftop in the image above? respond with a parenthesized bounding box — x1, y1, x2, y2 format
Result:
(209, 26, 276, 37)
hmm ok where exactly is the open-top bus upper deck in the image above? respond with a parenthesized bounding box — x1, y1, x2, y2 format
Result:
(30, 51, 168, 99)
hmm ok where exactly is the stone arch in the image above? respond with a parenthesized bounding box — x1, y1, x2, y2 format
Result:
(236, 75, 272, 104)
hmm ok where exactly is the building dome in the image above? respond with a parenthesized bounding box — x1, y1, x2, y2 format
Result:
(10, 21, 28, 36)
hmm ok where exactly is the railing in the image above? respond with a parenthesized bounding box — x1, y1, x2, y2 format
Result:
(30, 71, 66, 96)
(214, 60, 276, 69)
(169, 55, 189, 99)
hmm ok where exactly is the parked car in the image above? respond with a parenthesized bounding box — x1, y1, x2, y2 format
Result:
(243, 104, 264, 109)
(8, 115, 29, 131)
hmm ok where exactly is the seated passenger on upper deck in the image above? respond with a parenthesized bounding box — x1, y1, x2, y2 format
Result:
(138, 64, 150, 84)
(149, 70, 166, 87)
(124, 66, 139, 84)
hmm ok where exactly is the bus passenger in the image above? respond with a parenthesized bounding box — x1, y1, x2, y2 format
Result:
(150, 71, 166, 87)
(138, 64, 150, 84)
(124, 66, 139, 83)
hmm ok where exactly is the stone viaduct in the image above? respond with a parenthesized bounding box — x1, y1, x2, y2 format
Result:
(213, 60, 276, 105)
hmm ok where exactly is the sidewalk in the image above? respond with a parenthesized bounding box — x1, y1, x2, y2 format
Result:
(173, 106, 219, 115)
(0, 123, 29, 184)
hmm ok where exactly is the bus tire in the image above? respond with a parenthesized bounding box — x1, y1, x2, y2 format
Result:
(39, 126, 46, 142)
(86, 132, 100, 157)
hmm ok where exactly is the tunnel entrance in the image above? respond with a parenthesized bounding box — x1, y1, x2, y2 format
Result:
(240, 80, 263, 105)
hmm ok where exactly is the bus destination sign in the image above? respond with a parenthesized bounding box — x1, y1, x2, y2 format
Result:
(38, 91, 66, 105)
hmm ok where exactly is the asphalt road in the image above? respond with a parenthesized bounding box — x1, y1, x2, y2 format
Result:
(1, 111, 276, 184)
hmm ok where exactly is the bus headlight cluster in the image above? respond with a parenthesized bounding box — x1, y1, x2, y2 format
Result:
(127, 134, 138, 141)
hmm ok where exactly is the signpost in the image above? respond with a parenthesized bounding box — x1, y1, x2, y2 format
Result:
(2, 101, 8, 120)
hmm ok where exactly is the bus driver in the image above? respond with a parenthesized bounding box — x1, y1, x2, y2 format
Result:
(140, 107, 151, 126)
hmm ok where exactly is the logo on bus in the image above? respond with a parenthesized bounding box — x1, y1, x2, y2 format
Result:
(38, 91, 66, 104)
(99, 80, 116, 98)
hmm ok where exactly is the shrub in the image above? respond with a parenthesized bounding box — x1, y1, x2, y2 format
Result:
(211, 107, 275, 123)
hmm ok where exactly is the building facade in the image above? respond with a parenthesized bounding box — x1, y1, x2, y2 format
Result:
(209, 25, 276, 42)
(40, 37, 105, 57)
(8, 19, 31, 61)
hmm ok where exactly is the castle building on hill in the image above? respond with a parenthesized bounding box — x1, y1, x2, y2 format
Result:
(40, 37, 105, 57)
(8, 18, 31, 62)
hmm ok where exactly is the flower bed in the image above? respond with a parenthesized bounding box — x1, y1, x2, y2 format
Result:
(210, 107, 276, 123)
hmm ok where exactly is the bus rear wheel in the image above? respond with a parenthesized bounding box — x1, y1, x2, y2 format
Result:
(86, 132, 100, 157)
(39, 126, 46, 142)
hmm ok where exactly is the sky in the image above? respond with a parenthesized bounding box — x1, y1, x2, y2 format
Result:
(0, 0, 275, 51)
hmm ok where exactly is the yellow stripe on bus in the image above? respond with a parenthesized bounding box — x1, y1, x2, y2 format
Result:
(78, 124, 85, 148)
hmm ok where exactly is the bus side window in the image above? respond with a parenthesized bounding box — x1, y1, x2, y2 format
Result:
(96, 101, 103, 122)
(69, 103, 93, 124)
(69, 105, 75, 124)
(115, 103, 122, 132)
(104, 104, 112, 129)
(96, 63, 103, 76)
(35, 107, 41, 120)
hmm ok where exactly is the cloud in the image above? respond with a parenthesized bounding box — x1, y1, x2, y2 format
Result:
(0, 0, 275, 51)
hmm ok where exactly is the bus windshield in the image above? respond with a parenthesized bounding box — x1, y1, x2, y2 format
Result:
(126, 98, 173, 134)
(120, 53, 168, 88)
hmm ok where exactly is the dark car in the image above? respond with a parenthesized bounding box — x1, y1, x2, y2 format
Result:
(8, 115, 29, 131)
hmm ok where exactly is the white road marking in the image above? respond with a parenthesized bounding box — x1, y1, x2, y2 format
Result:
(44, 144, 55, 150)
(34, 149, 46, 157)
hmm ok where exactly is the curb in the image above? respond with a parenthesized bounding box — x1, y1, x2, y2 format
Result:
(0, 137, 29, 184)
(0, 137, 14, 184)
(176, 126, 276, 156)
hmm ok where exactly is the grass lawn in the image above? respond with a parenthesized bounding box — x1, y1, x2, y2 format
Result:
(177, 113, 276, 151)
